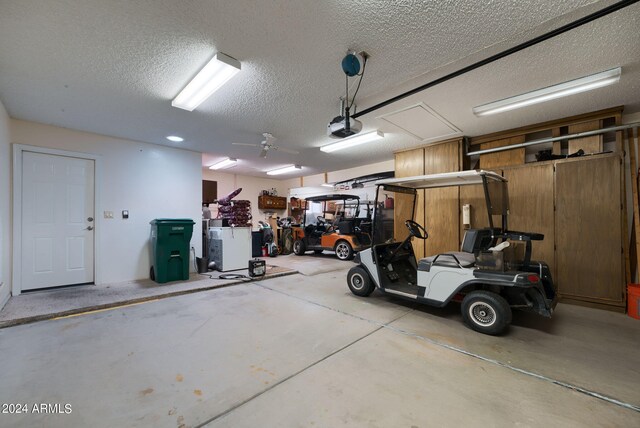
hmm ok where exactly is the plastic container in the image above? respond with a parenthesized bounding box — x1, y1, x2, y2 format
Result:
(476, 251, 504, 271)
(628, 284, 640, 320)
(251, 231, 263, 257)
(149, 219, 195, 283)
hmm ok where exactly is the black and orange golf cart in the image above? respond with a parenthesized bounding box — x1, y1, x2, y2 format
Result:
(292, 194, 371, 260)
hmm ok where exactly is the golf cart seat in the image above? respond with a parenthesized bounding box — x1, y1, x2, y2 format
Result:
(305, 223, 325, 238)
(337, 219, 355, 234)
(418, 252, 476, 271)
(417, 229, 496, 272)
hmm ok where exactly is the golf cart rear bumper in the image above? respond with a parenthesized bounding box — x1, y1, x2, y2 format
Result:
(544, 294, 559, 317)
(517, 285, 557, 318)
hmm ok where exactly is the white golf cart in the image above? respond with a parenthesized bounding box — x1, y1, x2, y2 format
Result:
(347, 170, 557, 335)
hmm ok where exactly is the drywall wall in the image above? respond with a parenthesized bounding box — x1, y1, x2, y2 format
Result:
(10, 119, 202, 286)
(0, 101, 10, 309)
(203, 169, 289, 227)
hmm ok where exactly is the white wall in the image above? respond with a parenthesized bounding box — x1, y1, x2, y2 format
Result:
(203, 169, 289, 227)
(0, 101, 11, 309)
(10, 119, 202, 286)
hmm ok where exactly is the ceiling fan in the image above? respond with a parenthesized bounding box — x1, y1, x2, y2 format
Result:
(232, 133, 299, 158)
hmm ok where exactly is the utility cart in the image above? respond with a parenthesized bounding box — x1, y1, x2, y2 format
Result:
(292, 194, 371, 260)
(347, 170, 557, 335)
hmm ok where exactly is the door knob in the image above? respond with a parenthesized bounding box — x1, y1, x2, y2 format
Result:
(85, 226, 94, 231)
(87, 217, 94, 222)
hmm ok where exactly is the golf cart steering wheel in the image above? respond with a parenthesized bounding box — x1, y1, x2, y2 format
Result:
(381, 220, 428, 266)
(406, 220, 428, 240)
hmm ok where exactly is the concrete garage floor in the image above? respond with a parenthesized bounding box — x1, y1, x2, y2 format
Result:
(0, 258, 639, 427)
(0, 264, 294, 328)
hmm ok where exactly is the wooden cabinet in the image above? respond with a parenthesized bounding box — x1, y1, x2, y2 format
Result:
(424, 140, 461, 256)
(394, 139, 463, 260)
(567, 120, 603, 154)
(465, 156, 625, 310)
(394, 147, 426, 259)
(479, 136, 525, 169)
(503, 163, 555, 280)
(394, 108, 627, 311)
(258, 195, 286, 210)
(555, 155, 624, 307)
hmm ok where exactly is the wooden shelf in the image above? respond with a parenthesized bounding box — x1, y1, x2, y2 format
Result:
(258, 195, 286, 210)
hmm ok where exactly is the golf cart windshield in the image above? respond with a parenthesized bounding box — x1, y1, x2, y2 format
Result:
(303, 194, 360, 227)
(372, 170, 508, 245)
(372, 184, 416, 245)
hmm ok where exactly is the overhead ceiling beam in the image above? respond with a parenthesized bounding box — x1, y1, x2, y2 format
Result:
(352, 0, 639, 119)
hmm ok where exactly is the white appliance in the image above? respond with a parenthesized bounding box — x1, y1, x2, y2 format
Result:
(208, 227, 251, 271)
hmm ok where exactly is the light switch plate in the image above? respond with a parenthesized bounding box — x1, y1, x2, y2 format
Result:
(104, 211, 114, 219)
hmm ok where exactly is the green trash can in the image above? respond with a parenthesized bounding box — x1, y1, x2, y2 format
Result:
(149, 219, 195, 283)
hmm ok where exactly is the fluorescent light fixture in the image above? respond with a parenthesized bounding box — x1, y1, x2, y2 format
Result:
(321, 183, 334, 187)
(473, 67, 622, 117)
(209, 158, 237, 170)
(172, 52, 241, 111)
(320, 130, 384, 153)
(166, 135, 184, 142)
(266, 165, 302, 176)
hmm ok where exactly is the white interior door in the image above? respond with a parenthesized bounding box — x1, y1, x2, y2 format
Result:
(21, 151, 95, 291)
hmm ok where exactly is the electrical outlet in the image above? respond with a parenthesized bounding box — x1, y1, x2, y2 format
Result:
(104, 211, 114, 219)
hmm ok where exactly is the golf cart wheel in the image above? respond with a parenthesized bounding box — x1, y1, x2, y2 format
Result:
(293, 239, 306, 256)
(335, 240, 354, 260)
(347, 266, 375, 297)
(461, 291, 512, 335)
(150, 266, 155, 281)
(314, 249, 323, 254)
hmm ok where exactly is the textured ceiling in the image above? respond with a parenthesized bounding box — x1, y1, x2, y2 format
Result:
(0, 0, 638, 178)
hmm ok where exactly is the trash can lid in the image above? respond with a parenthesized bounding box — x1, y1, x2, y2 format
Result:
(150, 218, 196, 225)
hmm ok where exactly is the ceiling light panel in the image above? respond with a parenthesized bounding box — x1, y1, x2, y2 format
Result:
(266, 165, 302, 176)
(209, 157, 237, 170)
(166, 135, 184, 142)
(473, 67, 622, 117)
(320, 130, 384, 153)
(172, 52, 241, 111)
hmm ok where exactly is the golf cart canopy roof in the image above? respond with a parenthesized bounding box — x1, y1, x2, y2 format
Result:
(376, 170, 506, 190)
(305, 194, 360, 202)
